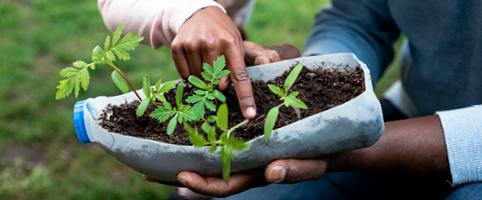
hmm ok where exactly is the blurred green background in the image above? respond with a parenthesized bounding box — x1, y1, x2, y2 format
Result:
(0, 0, 400, 199)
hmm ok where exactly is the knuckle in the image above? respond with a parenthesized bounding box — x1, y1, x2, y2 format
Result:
(220, 35, 237, 47)
(232, 70, 249, 82)
(184, 41, 199, 52)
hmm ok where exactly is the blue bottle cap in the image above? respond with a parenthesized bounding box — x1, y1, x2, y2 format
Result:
(73, 100, 91, 144)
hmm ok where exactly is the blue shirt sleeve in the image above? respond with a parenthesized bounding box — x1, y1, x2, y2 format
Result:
(437, 105, 482, 185)
(303, 0, 400, 84)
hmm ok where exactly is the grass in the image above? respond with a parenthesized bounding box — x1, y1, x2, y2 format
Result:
(0, 0, 399, 199)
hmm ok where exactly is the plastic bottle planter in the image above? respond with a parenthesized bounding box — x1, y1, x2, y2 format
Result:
(73, 53, 384, 182)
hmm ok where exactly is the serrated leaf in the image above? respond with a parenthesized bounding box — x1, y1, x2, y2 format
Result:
(59, 67, 78, 78)
(136, 98, 150, 117)
(74, 77, 81, 98)
(112, 26, 123, 46)
(188, 76, 209, 90)
(104, 35, 111, 50)
(105, 51, 116, 62)
(267, 84, 283, 96)
(205, 93, 215, 100)
(186, 125, 208, 147)
(215, 70, 230, 78)
(111, 71, 129, 93)
(142, 75, 151, 98)
(264, 106, 279, 141)
(179, 108, 197, 122)
(166, 115, 178, 136)
(284, 63, 303, 91)
(285, 96, 308, 109)
(73, 60, 88, 69)
(175, 83, 185, 108)
(202, 63, 214, 75)
(151, 105, 173, 123)
(55, 79, 74, 100)
(205, 100, 216, 111)
(115, 32, 143, 52)
(217, 103, 228, 130)
(112, 48, 130, 61)
(78, 68, 90, 90)
(213, 55, 226, 72)
(91, 45, 104, 63)
(159, 81, 177, 93)
(201, 71, 211, 81)
(220, 146, 232, 181)
(213, 90, 226, 102)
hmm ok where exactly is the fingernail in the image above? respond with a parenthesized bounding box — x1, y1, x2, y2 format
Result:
(178, 174, 189, 185)
(246, 106, 256, 118)
(269, 166, 286, 183)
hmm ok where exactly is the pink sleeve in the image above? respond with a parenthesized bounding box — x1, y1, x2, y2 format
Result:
(98, 0, 226, 48)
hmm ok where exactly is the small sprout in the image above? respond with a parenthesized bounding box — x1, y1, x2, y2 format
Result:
(185, 103, 249, 181)
(150, 83, 196, 135)
(186, 55, 230, 119)
(264, 63, 308, 141)
(136, 75, 177, 117)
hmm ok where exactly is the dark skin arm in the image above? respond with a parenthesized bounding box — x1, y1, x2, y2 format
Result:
(150, 115, 450, 197)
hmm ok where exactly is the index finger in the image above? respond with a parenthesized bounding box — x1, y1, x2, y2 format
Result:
(225, 45, 256, 119)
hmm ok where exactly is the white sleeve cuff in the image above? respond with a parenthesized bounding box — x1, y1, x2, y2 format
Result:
(436, 105, 482, 185)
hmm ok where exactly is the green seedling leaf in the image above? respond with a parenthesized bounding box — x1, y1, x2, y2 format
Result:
(186, 95, 203, 104)
(205, 100, 216, 112)
(188, 76, 209, 90)
(185, 124, 208, 147)
(207, 115, 217, 123)
(167, 114, 178, 135)
(142, 75, 151, 98)
(213, 55, 226, 72)
(213, 89, 226, 102)
(220, 145, 232, 181)
(175, 83, 185, 108)
(217, 103, 228, 130)
(78, 68, 90, 90)
(111, 26, 123, 46)
(73, 60, 88, 68)
(267, 84, 283, 96)
(104, 35, 111, 50)
(55, 79, 75, 100)
(285, 96, 308, 109)
(59, 67, 79, 78)
(264, 106, 279, 141)
(136, 97, 150, 117)
(111, 71, 129, 93)
(74, 78, 80, 97)
(159, 81, 177, 93)
(151, 104, 173, 123)
(229, 137, 247, 151)
(283, 63, 303, 91)
(192, 101, 205, 119)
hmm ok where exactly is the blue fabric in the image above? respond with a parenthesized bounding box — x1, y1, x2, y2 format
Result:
(304, 0, 482, 185)
(446, 182, 482, 200)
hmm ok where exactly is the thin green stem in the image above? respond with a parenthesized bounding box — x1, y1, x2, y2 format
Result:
(227, 119, 249, 137)
(106, 63, 142, 101)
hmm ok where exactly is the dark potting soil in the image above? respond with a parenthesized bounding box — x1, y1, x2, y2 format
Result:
(99, 64, 365, 145)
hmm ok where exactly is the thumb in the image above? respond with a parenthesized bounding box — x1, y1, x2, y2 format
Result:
(265, 159, 327, 183)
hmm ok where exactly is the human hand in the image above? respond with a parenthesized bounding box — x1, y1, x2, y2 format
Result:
(171, 6, 256, 119)
(243, 41, 301, 66)
(145, 158, 328, 197)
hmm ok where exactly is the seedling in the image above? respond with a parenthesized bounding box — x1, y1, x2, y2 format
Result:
(150, 83, 197, 135)
(56, 26, 143, 101)
(135, 75, 177, 117)
(263, 63, 308, 141)
(186, 56, 230, 119)
(185, 103, 249, 181)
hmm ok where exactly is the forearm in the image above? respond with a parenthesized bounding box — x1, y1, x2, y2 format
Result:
(97, 0, 225, 47)
(328, 115, 450, 178)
